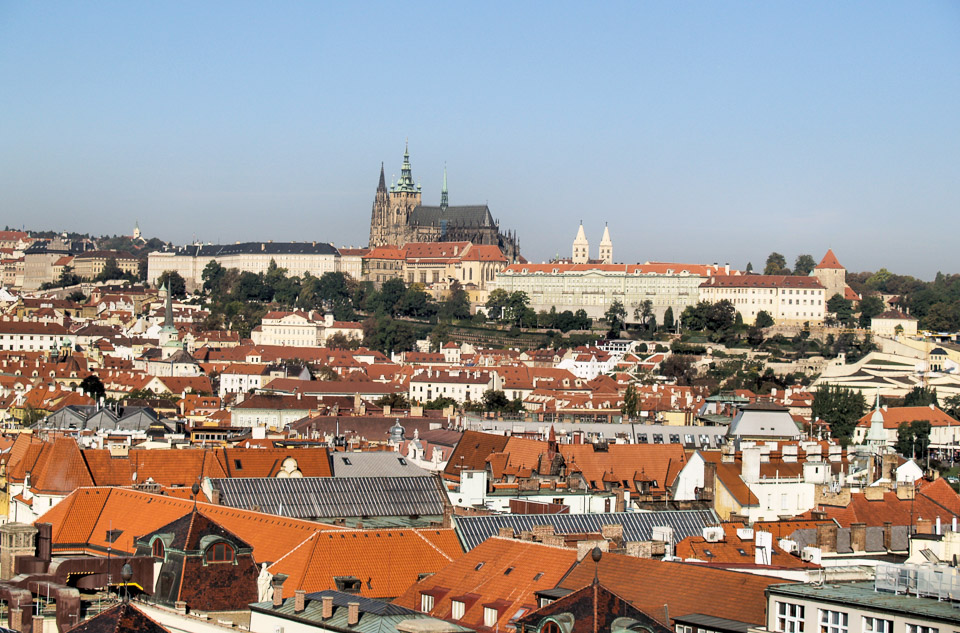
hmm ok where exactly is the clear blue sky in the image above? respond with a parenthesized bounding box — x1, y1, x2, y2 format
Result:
(1, 2, 957, 278)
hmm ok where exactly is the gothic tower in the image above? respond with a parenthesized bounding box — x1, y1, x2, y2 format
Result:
(572, 222, 589, 264)
(385, 141, 422, 246)
(599, 223, 612, 264)
(369, 163, 390, 246)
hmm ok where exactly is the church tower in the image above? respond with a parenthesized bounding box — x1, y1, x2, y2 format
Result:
(572, 222, 589, 264)
(812, 249, 847, 301)
(369, 163, 390, 246)
(599, 223, 612, 264)
(386, 141, 422, 246)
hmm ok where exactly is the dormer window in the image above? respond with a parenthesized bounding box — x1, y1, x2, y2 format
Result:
(206, 542, 234, 563)
(152, 539, 165, 559)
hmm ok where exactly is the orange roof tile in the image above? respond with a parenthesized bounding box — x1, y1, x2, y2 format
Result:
(816, 249, 844, 270)
(393, 537, 578, 632)
(269, 528, 462, 599)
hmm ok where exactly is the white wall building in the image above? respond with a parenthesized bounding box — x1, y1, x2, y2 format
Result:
(699, 275, 826, 325)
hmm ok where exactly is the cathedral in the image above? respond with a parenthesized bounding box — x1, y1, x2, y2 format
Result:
(368, 144, 521, 262)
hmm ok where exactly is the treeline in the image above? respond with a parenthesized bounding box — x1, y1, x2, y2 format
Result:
(847, 269, 960, 332)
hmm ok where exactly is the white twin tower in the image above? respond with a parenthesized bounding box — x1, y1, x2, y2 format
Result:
(572, 222, 612, 264)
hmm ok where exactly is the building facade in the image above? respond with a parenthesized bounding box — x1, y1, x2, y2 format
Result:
(147, 242, 343, 291)
(368, 144, 521, 262)
(493, 263, 731, 322)
(699, 275, 826, 325)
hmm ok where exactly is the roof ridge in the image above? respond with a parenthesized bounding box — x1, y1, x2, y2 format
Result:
(412, 528, 455, 562)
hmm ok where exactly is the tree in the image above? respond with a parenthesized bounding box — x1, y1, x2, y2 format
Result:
(621, 384, 640, 421)
(506, 291, 531, 326)
(661, 354, 696, 386)
(745, 262, 753, 273)
(663, 307, 674, 331)
(764, 252, 789, 275)
(369, 278, 407, 316)
(202, 261, 227, 295)
(896, 420, 932, 460)
(857, 295, 885, 328)
(424, 396, 458, 411)
(376, 393, 410, 409)
(755, 310, 774, 329)
(95, 257, 125, 282)
(398, 285, 437, 318)
(811, 385, 866, 442)
(80, 375, 106, 401)
(942, 394, 960, 420)
(604, 299, 627, 337)
(903, 386, 938, 408)
(157, 271, 187, 298)
(485, 289, 510, 321)
(66, 290, 86, 303)
(793, 254, 816, 276)
(439, 280, 471, 320)
(826, 293, 854, 326)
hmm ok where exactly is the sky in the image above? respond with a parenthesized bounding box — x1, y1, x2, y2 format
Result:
(1, 2, 958, 279)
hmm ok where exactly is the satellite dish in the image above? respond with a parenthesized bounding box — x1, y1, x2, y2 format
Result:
(132, 471, 137, 481)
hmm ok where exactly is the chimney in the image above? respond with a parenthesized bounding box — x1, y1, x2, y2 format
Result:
(36, 523, 52, 563)
(272, 574, 288, 607)
(294, 589, 305, 613)
(916, 518, 932, 535)
(741, 446, 761, 483)
(348, 602, 360, 626)
(702, 461, 716, 501)
(816, 522, 837, 553)
(882, 522, 893, 550)
(896, 483, 915, 500)
(322, 595, 334, 619)
(850, 522, 866, 552)
(497, 526, 515, 538)
(9, 608, 21, 633)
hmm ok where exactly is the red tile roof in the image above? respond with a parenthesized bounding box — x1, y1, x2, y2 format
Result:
(269, 528, 463, 599)
(816, 249, 844, 270)
(393, 537, 579, 631)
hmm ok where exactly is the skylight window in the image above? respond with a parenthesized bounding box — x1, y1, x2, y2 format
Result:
(475, 562, 485, 571)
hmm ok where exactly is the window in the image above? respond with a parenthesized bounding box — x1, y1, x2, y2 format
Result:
(905, 626, 938, 633)
(206, 542, 234, 563)
(152, 539, 165, 559)
(677, 626, 693, 633)
(542, 622, 562, 633)
(819, 610, 847, 633)
(862, 618, 892, 633)
(776, 602, 804, 633)
(451, 600, 465, 620)
(420, 594, 434, 612)
(484, 607, 498, 627)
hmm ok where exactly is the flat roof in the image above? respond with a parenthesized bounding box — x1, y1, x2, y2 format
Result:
(768, 581, 960, 625)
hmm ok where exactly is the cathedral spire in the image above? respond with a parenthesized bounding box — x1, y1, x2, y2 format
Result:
(440, 164, 448, 211)
(394, 140, 419, 193)
(377, 162, 386, 192)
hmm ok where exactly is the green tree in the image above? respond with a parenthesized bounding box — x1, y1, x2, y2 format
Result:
(398, 285, 437, 318)
(95, 257, 125, 282)
(66, 290, 86, 303)
(362, 314, 418, 354)
(811, 385, 866, 442)
(826, 293, 854, 326)
(903, 386, 938, 408)
(661, 354, 696, 386)
(202, 261, 227, 296)
(376, 393, 410, 409)
(370, 278, 407, 316)
(793, 254, 816, 276)
(424, 396, 458, 410)
(604, 299, 627, 337)
(621, 384, 640, 421)
(506, 291, 531, 326)
(485, 288, 510, 321)
(764, 252, 789, 275)
(80, 375, 106, 401)
(857, 295, 885, 328)
(755, 310, 774, 328)
(745, 262, 753, 273)
(896, 420, 932, 460)
(663, 307, 674, 331)
(941, 394, 960, 420)
(439, 280, 471, 320)
(157, 271, 187, 298)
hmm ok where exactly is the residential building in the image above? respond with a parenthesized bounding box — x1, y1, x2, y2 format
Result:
(871, 310, 919, 338)
(72, 250, 140, 280)
(0, 320, 71, 352)
(760, 566, 960, 633)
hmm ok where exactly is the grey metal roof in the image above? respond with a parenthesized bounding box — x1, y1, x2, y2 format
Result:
(728, 407, 801, 439)
(167, 241, 339, 257)
(455, 509, 718, 551)
(466, 420, 729, 449)
(210, 476, 446, 519)
(671, 614, 753, 633)
(409, 205, 495, 228)
(331, 452, 429, 478)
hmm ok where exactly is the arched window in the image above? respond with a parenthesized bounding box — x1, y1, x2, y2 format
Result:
(206, 542, 234, 563)
(541, 622, 562, 633)
(152, 539, 165, 559)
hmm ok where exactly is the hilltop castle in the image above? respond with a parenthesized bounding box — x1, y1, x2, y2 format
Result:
(368, 144, 521, 262)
